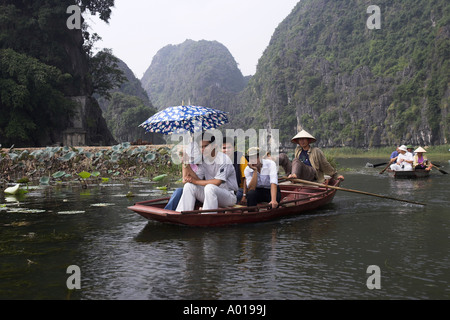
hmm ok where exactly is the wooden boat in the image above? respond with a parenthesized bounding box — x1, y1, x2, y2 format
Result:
(128, 178, 340, 227)
(389, 168, 430, 179)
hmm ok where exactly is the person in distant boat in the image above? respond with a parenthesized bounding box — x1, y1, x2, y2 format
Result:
(413, 147, 433, 171)
(279, 130, 344, 183)
(389, 145, 413, 171)
(176, 134, 238, 213)
(390, 146, 400, 163)
(244, 147, 281, 209)
(406, 145, 415, 156)
(222, 137, 248, 204)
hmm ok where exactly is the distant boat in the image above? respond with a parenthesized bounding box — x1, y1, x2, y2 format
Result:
(128, 179, 340, 227)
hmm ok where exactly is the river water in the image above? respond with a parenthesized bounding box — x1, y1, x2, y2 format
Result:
(0, 158, 449, 300)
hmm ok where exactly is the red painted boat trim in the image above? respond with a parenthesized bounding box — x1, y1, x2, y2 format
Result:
(128, 179, 340, 227)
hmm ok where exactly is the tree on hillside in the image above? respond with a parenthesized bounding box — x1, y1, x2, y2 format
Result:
(0, 0, 123, 147)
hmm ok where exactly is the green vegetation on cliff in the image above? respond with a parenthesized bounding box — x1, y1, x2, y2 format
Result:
(0, 0, 121, 147)
(232, 0, 449, 147)
(141, 39, 246, 109)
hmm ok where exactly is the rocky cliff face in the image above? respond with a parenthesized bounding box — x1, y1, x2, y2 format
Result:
(0, 1, 116, 147)
(141, 39, 246, 110)
(58, 25, 116, 147)
(231, 0, 449, 147)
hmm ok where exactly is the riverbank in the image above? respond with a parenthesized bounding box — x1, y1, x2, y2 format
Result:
(2, 143, 449, 186)
(0, 143, 180, 185)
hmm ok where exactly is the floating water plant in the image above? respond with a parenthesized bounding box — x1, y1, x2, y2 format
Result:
(52, 171, 66, 179)
(39, 176, 50, 185)
(4, 184, 20, 195)
(153, 174, 168, 182)
(78, 171, 91, 179)
(78, 171, 91, 189)
(90, 203, 115, 207)
(57, 210, 85, 215)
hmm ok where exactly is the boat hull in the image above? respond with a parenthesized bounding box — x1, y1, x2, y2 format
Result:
(128, 180, 340, 227)
(391, 169, 430, 179)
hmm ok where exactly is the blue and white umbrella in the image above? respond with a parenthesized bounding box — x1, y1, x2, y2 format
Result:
(139, 105, 229, 135)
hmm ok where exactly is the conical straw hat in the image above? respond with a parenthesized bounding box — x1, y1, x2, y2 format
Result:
(414, 147, 427, 153)
(291, 130, 316, 144)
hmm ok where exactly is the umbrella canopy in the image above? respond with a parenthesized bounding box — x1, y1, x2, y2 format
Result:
(139, 105, 229, 135)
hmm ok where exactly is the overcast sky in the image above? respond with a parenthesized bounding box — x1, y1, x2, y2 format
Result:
(87, 0, 299, 79)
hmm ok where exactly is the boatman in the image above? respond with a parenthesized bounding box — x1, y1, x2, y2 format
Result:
(279, 129, 344, 183)
(244, 147, 281, 209)
(176, 134, 238, 213)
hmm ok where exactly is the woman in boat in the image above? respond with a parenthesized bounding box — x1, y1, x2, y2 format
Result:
(279, 130, 344, 183)
(244, 147, 281, 209)
(175, 134, 238, 213)
(164, 141, 202, 210)
(389, 145, 413, 171)
(413, 147, 433, 171)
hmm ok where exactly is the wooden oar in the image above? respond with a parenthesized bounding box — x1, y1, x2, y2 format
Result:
(379, 162, 392, 174)
(430, 163, 448, 175)
(288, 178, 426, 206)
(371, 162, 388, 168)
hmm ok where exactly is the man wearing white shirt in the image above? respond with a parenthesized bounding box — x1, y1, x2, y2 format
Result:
(390, 145, 413, 171)
(244, 147, 281, 209)
(176, 135, 238, 213)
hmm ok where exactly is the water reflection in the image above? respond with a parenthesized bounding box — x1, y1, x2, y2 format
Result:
(1, 158, 449, 299)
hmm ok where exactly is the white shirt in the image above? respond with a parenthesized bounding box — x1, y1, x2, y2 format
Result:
(244, 159, 278, 189)
(196, 151, 238, 192)
(398, 152, 413, 164)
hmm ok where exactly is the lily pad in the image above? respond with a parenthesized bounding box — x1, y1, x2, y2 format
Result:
(90, 203, 115, 207)
(78, 171, 91, 179)
(40, 176, 50, 185)
(91, 171, 101, 177)
(84, 152, 94, 159)
(8, 208, 46, 214)
(144, 152, 156, 162)
(52, 171, 66, 179)
(153, 174, 168, 182)
(57, 210, 85, 215)
(60, 151, 76, 162)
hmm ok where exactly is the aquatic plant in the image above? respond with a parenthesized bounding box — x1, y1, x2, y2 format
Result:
(0, 144, 179, 185)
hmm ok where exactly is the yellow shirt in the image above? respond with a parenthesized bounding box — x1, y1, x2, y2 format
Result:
(239, 155, 248, 188)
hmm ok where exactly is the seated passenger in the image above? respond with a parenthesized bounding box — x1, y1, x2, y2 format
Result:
(413, 147, 433, 171)
(390, 146, 400, 163)
(244, 147, 281, 209)
(164, 141, 201, 210)
(390, 145, 413, 171)
(176, 134, 238, 213)
(222, 137, 248, 204)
